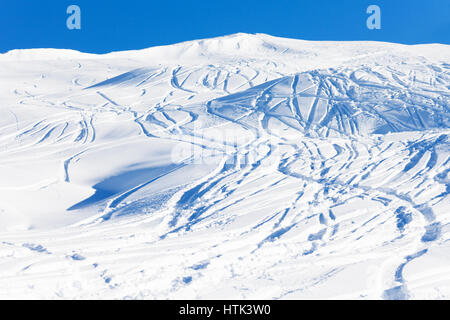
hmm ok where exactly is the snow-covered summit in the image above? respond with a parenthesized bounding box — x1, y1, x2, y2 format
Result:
(0, 33, 449, 300)
(2, 33, 449, 65)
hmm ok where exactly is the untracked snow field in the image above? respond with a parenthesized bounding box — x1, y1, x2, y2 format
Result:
(0, 33, 449, 299)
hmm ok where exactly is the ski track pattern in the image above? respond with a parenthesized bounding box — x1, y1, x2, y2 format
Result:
(0, 34, 449, 299)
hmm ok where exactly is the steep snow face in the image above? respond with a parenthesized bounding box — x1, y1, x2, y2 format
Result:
(210, 67, 449, 136)
(0, 34, 449, 299)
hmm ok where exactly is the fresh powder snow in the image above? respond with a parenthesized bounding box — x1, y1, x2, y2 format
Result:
(0, 33, 449, 299)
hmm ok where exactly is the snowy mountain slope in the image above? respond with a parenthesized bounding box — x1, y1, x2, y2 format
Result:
(0, 33, 449, 299)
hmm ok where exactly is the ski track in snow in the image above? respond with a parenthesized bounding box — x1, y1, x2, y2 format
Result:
(0, 33, 449, 299)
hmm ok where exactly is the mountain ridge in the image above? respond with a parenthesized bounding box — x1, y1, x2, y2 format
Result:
(0, 33, 448, 299)
(1, 32, 449, 62)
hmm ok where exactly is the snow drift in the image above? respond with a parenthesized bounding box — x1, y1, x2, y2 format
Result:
(0, 33, 449, 299)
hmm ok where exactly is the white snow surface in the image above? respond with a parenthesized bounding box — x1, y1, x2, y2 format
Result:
(0, 33, 449, 299)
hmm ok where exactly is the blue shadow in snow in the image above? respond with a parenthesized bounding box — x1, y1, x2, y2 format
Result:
(68, 164, 181, 211)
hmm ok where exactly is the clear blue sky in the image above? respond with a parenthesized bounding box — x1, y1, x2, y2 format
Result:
(1, 0, 449, 54)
